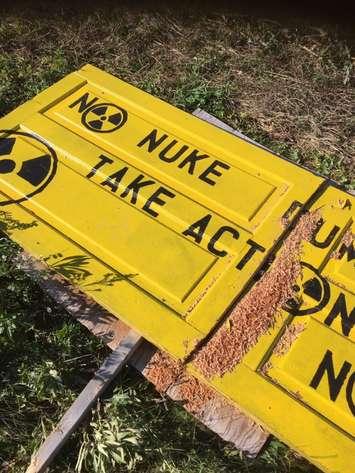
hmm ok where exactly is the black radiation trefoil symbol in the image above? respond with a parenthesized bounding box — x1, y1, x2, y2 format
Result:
(0, 138, 50, 186)
(283, 262, 330, 316)
(0, 130, 57, 207)
(82, 102, 128, 133)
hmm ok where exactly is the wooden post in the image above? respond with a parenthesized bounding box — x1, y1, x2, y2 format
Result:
(26, 331, 141, 473)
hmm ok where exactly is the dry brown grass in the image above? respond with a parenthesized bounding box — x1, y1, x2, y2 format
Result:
(0, 4, 354, 186)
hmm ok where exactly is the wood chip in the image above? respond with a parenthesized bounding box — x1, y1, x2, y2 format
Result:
(144, 351, 183, 393)
(272, 322, 306, 357)
(331, 228, 354, 259)
(178, 376, 218, 415)
(145, 351, 226, 415)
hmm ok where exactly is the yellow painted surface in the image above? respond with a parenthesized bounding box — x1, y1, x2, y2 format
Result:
(192, 363, 355, 473)
(0, 64, 323, 348)
(268, 318, 354, 436)
(0, 65, 354, 472)
(188, 186, 354, 472)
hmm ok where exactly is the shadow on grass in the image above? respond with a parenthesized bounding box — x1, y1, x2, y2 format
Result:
(53, 366, 320, 473)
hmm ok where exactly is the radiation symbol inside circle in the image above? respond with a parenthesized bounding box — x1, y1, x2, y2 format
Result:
(0, 130, 57, 207)
(283, 262, 330, 316)
(82, 102, 128, 133)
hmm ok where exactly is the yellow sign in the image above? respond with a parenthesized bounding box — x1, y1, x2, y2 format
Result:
(0, 65, 353, 472)
(0, 64, 323, 354)
(189, 186, 354, 473)
(266, 188, 354, 435)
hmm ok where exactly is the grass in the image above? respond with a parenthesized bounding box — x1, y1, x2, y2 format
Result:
(0, 2, 353, 472)
(0, 2, 354, 187)
(0, 238, 107, 471)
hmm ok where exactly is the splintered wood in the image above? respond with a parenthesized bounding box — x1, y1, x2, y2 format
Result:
(144, 351, 218, 415)
(331, 228, 354, 259)
(272, 322, 306, 357)
(144, 351, 268, 455)
(192, 211, 320, 378)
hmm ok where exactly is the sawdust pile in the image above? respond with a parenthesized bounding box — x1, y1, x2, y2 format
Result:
(178, 376, 217, 414)
(272, 322, 306, 357)
(145, 351, 224, 415)
(332, 228, 354, 259)
(144, 351, 183, 393)
(193, 210, 321, 379)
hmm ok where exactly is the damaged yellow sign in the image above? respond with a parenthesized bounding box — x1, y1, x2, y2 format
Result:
(189, 187, 354, 473)
(265, 188, 354, 436)
(0, 65, 353, 472)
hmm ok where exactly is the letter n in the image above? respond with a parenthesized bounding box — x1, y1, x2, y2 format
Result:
(324, 293, 355, 337)
(69, 93, 98, 113)
(310, 350, 352, 402)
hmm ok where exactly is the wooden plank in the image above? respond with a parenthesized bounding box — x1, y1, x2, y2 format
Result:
(193, 108, 271, 151)
(16, 251, 130, 350)
(166, 382, 268, 457)
(26, 331, 142, 473)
